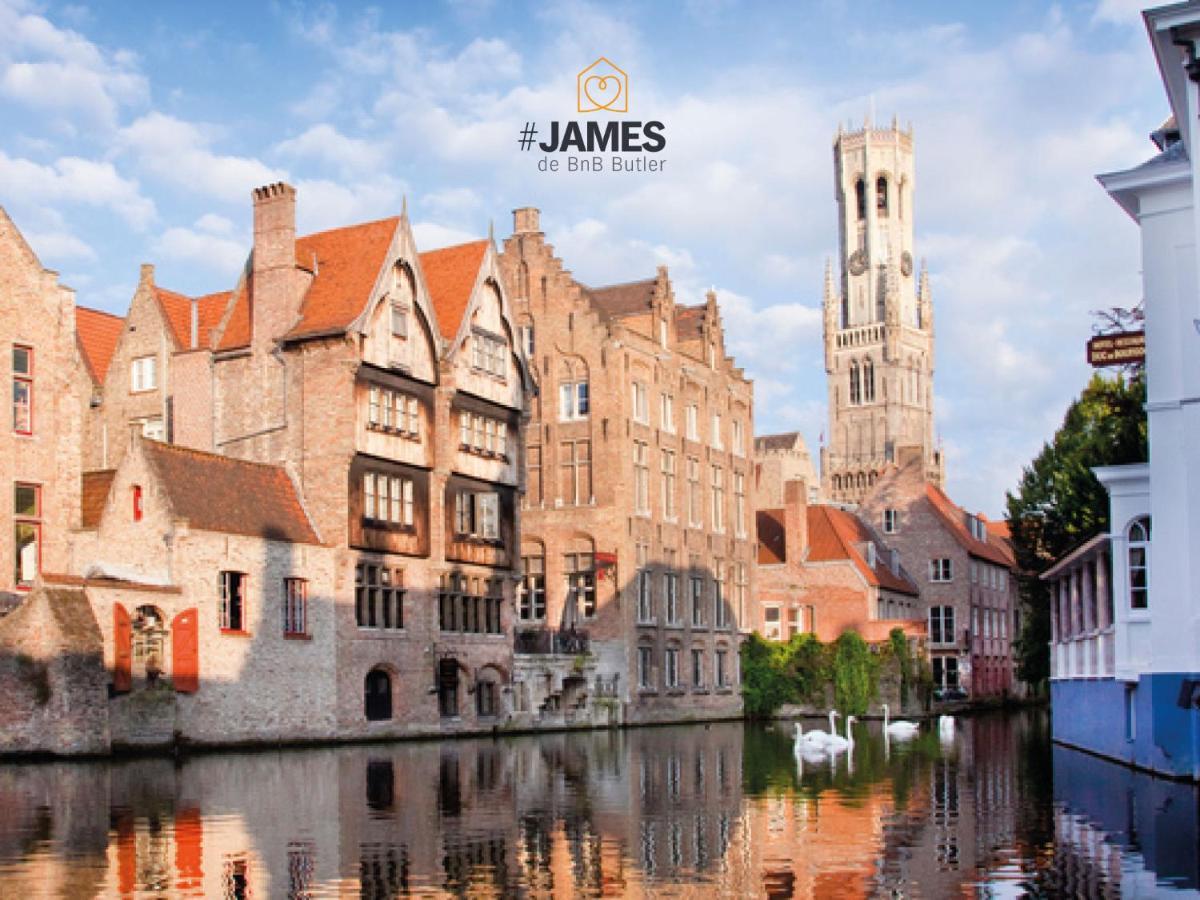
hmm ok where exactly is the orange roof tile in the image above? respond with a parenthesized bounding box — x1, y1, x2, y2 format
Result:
(419, 239, 489, 340)
(80, 470, 115, 528)
(154, 286, 194, 349)
(808, 505, 919, 595)
(756, 509, 787, 565)
(924, 484, 1015, 567)
(75, 306, 124, 383)
(142, 440, 320, 544)
(195, 290, 231, 349)
(215, 279, 251, 351)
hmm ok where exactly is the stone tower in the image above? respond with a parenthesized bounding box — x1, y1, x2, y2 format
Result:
(820, 119, 943, 504)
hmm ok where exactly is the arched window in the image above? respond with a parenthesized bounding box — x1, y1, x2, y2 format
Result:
(849, 361, 861, 405)
(1127, 517, 1150, 610)
(863, 359, 875, 403)
(364, 668, 392, 721)
(855, 179, 866, 220)
(876, 176, 889, 215)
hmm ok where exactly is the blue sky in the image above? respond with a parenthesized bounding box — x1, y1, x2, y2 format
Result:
(0, 0, 1165, 516)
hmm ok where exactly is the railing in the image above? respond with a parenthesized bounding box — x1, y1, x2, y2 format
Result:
(514, 627, 590, 655)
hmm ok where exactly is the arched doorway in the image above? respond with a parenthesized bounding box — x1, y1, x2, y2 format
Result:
(364, 668, 392, 721)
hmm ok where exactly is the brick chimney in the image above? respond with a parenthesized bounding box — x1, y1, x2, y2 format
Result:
(512, 207, 540, 233)
(783, 479, 809, 564)
(251, 182, 299, 348)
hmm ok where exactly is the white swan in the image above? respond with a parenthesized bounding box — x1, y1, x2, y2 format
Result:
(802, 710, 841, 747)
(823, 713, 855, 754)
(883, 703, 920, 740)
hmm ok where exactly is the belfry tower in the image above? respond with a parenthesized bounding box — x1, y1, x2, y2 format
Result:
(821, 119, 943, 504)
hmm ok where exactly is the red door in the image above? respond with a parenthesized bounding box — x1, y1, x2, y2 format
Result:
(113, 604, 132, 693)
(172, 608, 199, 693)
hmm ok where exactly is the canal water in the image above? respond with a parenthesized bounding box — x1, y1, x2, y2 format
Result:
(0, 710, 1197, 897)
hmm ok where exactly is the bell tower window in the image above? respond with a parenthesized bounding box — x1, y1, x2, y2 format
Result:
(855, 179, 866, 220)
(876, 176, 889, 216)
(849, 361, 861, 406)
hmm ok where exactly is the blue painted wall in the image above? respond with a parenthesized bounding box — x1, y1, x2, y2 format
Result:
(1052, 673, 1200, 780)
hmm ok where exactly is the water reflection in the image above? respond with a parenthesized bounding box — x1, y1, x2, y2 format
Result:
(0, 711, 1196, 897)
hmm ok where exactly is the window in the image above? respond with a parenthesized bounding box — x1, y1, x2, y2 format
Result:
(685, 404, 699, 441)
(472, 331, 506, 378)
(519, 555, 546, 621)
(637, 570, 654, 623)
(559, 381, 589, 420)
(733, 473, 746, 537)
(638, 646, 653, 689)
(1128, 516, 1150, 610)
(863, 358, 875, 402)
(438, 658, 459, 717)
(665, 573, 679, 624)
(368, 387, 419, 437)
(764, 606, 782, 640)
(355, 562, 405, 629)
(686, 458, 702, 527)
(876, 176, 889, 214)
(13, 483, 40, 586)
(138, 416, 165, 441)
(691, 648, 704, 688)
(219, 571, 247, 633)
(633, 442, 649, 515)
(661, 450, 677, 519)
(665, 648, 679, 688)
(560, 439, 591, 506)
(849, 360, 861, 405)
(363, 472, 414, 527)
(390, 302, 408, 338)
(454, 491, 499, 540)
(971, 561, 979, 584)
(438, 575, 502, 634)
(518, 324, 535, 358)
(564, 553, 596, 618)
(932, 656, 959, 689)
(883, 509, 898, 534)
(855, 178, 866, 220)
(788, 606, 801, 639)
(661, 394, 674, 432)
(929, 605, 955, 645)
(710, 466, 725, 532)
(716, 649, 729, 687)
(283, 578, 308, 636)
(458, 411, 507, 458)
(714, 561, 729, 628)
(632, 381, 649, 424)
(364, 668, 392, 720)
(930, 558, 953, 582)
(12, 345, 32, 435)
(130, 355, 156, 393)
(690, 575, 704, 626)
(526, 445, 542, 507)
(732, 420, 744, 456)
(734, 563, 748, 626)
(476, 678, 499, 717)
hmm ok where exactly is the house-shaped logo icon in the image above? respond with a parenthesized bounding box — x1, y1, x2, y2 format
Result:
(577, 57, 628, 114)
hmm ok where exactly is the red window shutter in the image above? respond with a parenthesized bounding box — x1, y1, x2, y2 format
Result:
(172, 608, 199, 693)
(113, 604, 132, 692)
(132, 485, 143, 521)
(174, 806, 203, 892)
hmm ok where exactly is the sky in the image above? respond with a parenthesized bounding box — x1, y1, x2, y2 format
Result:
(0, 0, 1167, 517)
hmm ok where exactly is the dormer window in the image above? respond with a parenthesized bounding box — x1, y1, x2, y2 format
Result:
(471, 330, 506, 379)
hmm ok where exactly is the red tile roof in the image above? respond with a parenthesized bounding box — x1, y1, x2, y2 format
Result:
(585, 278, 655, 320)
(154, 286, 194, 349)
(756, 509, 787, 565)
(75, 306, 124, 383)
(80, 470, 116, 528)
(195, 291, 231, 349)
(215, 279, 251, 350)
(419, 239, 489, 340)
(808, 505, 919, 595)
(674, 305, 706, 340)
(924, 484, 1015, 567)
(141, 440, 320, 544)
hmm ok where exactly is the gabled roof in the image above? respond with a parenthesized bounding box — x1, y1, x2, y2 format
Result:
(584, 277, 656, 319)
(924, 484, 1015, 567)
(756, 509, 787, 565)
(141, 440, 320, 544)
(81, 470, 116, 529)
(155, 286, 195, 349)
(195, 291, 230, 349)
(419, 239, 490, 340)
(214, 217, 401, 350)
(807, 505, 919, 596)
(75, 306, 124, 383)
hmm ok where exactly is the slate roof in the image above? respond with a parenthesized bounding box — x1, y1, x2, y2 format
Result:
(141, 440, 320, 544)
(585, 278, 656, 319)
(75, 306, 124, 383)
(755, 432, 803, 453)
(419, 239, 490, 340)
(80, 470, 116, 529)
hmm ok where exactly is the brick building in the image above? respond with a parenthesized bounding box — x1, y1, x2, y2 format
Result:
(859, 450, 1018, 697)
(1, 206, 83, 597)
(754, 480, 922, 643)
(754, 431, 819, 509)
(497, 207, 753, 725)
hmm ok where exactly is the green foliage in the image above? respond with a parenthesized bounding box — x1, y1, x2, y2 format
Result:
(832, 631, 877, 716)
(889, 628, 911, 706)
(740, 633, 799, 718)
(1005, 372, 1147, 687)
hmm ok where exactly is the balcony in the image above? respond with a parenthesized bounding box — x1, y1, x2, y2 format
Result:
(514, 627, 590, 656)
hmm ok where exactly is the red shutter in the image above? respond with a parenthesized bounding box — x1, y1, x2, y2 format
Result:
(174, 805, 203, 892)
(172, 608, 199, 693)
(113, 604, 132, 693)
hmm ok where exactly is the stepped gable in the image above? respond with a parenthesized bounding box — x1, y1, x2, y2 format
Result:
(419, 239, 490, 340)
(74, 306, 124, 383)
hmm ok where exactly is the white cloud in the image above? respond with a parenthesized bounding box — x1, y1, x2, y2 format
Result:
(412, 220, 484, 250)
(294, 176, 407, 233)
(117, 112, 285, 204)
(153, 223, 247, 279)
(23, 228, 96, 262)
(273, 123, 386, 175)
(0, 151, 155, 228)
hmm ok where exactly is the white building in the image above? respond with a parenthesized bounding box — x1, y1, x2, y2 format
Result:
(1054, 0, 1200, 781)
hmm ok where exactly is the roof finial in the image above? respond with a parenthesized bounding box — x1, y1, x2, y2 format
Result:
(401, 194, 408, 219)
(488, 218, 495, 243)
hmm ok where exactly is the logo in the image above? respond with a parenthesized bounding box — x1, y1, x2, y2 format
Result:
(577, 57, 628, 114)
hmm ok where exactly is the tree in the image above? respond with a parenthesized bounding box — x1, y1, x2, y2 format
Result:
(1005, 372, 1147, 687)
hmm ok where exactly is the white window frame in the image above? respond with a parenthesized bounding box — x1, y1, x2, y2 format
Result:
(130, 355, 157, 393)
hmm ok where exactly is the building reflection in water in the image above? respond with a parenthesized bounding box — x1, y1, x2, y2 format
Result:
(0, 711, 1197, 897)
